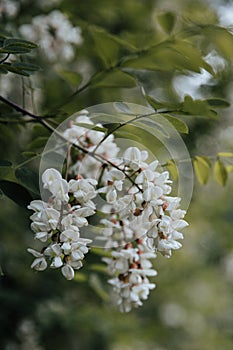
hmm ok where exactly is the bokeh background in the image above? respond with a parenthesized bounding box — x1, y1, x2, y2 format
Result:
(0, 0, 233, 349)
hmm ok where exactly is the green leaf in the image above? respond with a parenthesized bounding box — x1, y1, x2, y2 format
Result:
(214, 159, 228, 186)
(32, 125, 50, 138)
(0, 160, 12, 167)
(89, 264, 107, 273)
(193, 156, 211, 185)
(89, 273, 109, 301)
(91, 247, 112, 258)
(0, 47, 33, 54)
(204, 26, 233, 62)
(226, 165, 233, 173)
(166, 159, 178, 181)
(0, 180, 33, 207)
(21, 151, 38, 158)
(0, 66, 8, 74)
(89, 26, 136, 67)
(157, 12, 176, 34)
(113, 129, 142, 142)
(73, 273, 87, 282)
(57, 69, 82, 87)
(3, 38, 37, 48)
(27, 137, 48, 151)
(181, 95, 218, 118)
(114, 102, 135, 115)
(91, 69, 137, 88)
(42, 151, 66, 168)
(15, 167, 40, 195)
(206, 98, 230, 108)
(160, 114, 189, 134)
(75, 123, 107, 133)
(12, 62, 40, 72)
(218, 152, 233, 157)
(0, 161, 12, 179)
(1, 63, 30, 76)
(123, 40, 214, 74)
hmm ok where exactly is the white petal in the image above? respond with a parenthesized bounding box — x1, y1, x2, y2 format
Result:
(27, 248, 43, 258)
(42, 168, 62, 189)
(31, 257, 47, 271)
(61, 264, 74, 280)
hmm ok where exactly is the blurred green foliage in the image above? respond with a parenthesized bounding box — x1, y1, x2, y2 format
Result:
(0, 0, 233, 349)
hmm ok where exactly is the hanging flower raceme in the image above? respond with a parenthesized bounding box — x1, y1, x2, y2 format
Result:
(27, 113, 189, 312)
(27, 168, 96, 280)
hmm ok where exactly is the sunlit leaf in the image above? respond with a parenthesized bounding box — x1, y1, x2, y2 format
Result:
(160, 114, 189, 134)
(218, 152, 233, 157)
(181, 95, 218, 118)
(193, 156, 211, 185)
(166, 159, 178, 181)
(123, 39, 214, 74)
(214, 159, 228, 186)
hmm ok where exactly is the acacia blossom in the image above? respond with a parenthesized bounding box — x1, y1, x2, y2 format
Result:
(28, 113, 189, 312)
(27, 169, 96, 280)
(19, 10, 82, 62)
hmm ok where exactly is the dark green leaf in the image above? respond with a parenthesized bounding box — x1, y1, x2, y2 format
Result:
(3, 38, 38, 49)
(0, 66, 8, 74)
(206, 98, 230, 108)
(27, 137, 49, 151)
(15, 167, 40, 195)
(12, 62, 40, 72)
(0, 180, 33, 207)
(32, 125, 50, 138)
(0, 161, 12, 179)
(0, 160, 12, 167)
(21, 151, 38, 158)
(1, 63, 30, 76)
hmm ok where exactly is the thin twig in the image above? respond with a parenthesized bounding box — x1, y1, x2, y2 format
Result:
(0, 53, 10, 64)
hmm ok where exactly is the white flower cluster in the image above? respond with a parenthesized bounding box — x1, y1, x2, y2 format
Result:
(19, 10, 82, 62)
(63, 109, 119, 178)
(95, 146, 188, 311)
(0, 0, 19, 19)
(28, 111, 188, 311)
(27, 168, 96, 280)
